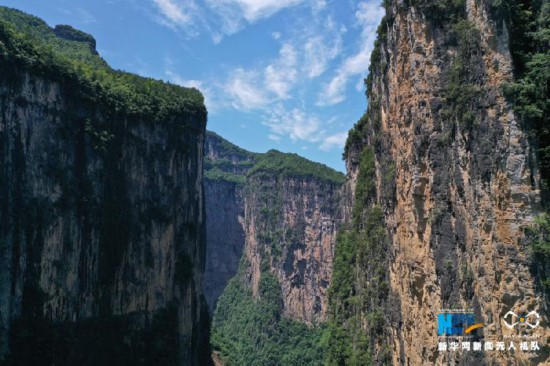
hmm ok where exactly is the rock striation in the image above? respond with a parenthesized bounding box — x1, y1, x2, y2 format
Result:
(329, 0, 550, 364)
(0, 8, 210, 365)
(204, 133, 343, 323)
(203, 132, 253, 312)
(208, 136, 344, 364)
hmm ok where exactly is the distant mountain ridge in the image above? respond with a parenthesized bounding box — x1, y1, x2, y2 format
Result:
(205, 132, 344, 364)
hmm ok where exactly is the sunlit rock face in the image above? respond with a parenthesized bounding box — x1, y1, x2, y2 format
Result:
(339, 0, 549, 364)
(203, 132, 342, 323)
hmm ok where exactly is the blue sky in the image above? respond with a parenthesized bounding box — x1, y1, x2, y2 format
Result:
(2, 0, 385, 171)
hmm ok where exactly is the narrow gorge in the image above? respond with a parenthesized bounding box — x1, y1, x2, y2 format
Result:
(1, 1, 549, 365)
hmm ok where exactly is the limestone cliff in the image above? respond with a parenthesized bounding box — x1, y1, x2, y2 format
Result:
(242, 158, 342, 324)
(203, 132, 253, 312)
(328, 0, 549, 365)
(0, 8, 210, 365)
(204, 132, 343, 323)
(208, 137, 344, 364)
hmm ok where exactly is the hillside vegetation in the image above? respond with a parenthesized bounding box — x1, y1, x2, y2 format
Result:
(0, 6, 205, 121)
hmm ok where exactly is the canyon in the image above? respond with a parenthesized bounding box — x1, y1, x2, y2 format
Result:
(1, 1, 549, 365)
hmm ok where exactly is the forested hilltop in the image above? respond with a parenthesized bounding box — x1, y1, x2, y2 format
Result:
(0, 7, 204, 121)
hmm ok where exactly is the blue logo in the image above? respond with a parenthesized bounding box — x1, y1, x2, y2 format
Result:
(437, 313, 478, 336)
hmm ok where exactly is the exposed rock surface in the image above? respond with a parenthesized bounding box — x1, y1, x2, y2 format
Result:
(243, 171, 341, 323)
(338, 0, 549, 364)
(0, 9, 210, 365)
(203, 133, 343, 323)
(203, 132, 252, 312)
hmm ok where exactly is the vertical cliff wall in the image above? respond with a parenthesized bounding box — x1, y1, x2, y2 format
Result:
(328, 0, 549, 365)
(0, 9, 210, 365)
(203, 132, 253, 312)
(208, 143, 344, 364)
(242, 162, 341, 324)
(204, 133, 343, 323)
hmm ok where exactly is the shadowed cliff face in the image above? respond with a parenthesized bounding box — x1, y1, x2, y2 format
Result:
(332, 0, 549, 364)
(204, 181, 245, 313)
(0, 10, 210, 364)
(203, 132, 252, 312)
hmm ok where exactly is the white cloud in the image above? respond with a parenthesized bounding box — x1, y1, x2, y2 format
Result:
(200, 0, 305, 40)
(303, 36, 341, 78)
(319, 131, 347, 151)
(272, 31, 282, 40)
(317, 1, 385, 106)
(264, 105, 321, 143)
(263, 106, 348, 152)
(268, 134, 282, 142)
(225, 69, 270, 111)
(151, 0, 322, 41)
(264, 43, 298, 98)
(211, 0, 305, 22)
(152, 0, 200, 28)
(302, 17, 344, 79)
(312, 0, 327, 12)
(222, 41, 300, 110)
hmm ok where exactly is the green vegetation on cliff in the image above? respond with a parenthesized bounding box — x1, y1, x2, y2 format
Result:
(249, 150, 345, 184)
(336, 0, 549, 363)
(204, 132, 256, 185)
(207, 132, 343, 365)
(527, 214, 550, 290)
(324, 148, 391, 365)
(497, 0, 550, 301)
(211, 262, 325, 365)
(204, 133, 345, 186)
(0, 6, 205, 122)
(0, 8, 211, 365)
(498, 0, 549, 198)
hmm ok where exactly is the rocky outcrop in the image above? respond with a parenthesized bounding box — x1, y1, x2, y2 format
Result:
(209, 147, 344, 364)
(243, 168, 341, 323)
(203, 133, 343, 323)
(335, 0, 549, 364)
(203, 132, 252, 312)
(0, 9, 210, 365)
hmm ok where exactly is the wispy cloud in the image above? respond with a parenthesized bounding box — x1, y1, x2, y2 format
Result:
(264, 104, 321, 143)
(264, 43, 298, 99)
(151, 0, 203, 35)
(319, 131, 347, 151)
(262, 105, 349, 152)
(207, 0, 304, 23)
(317, 1, 385, 106)
(147, 0, 374, 155)
(303, 16, 345, 78)
(150, 0, 328, 42)
(225, 68, 270, 111)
